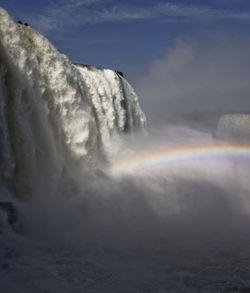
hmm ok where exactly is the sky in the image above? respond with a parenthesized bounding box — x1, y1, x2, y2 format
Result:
(1, 0, 250, 120)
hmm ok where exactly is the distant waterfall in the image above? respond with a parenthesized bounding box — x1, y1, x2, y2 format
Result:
(216, 113, 250, 142)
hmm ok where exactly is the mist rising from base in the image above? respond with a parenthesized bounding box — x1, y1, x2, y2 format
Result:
(6, 125, 249, 293)
(1, 7, 250, 293)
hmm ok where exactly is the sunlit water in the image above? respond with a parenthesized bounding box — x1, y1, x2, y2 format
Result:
(1, 7, 250, 293)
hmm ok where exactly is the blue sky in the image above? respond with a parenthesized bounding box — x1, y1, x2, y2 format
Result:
(1, 1, 250, 117)
(2, 0, 250, 74)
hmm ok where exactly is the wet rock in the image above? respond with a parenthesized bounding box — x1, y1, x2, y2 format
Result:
(0, 202, 18, 226)
(239, 288, 250, 293)
(115, 70, 124, 77)
(1, 263, 9, 270)
(227, 286, 250, 293)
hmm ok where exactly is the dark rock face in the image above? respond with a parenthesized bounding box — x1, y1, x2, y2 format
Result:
(239, 288, 250, 293)
(227, 286, 250, 293)
(1, 263, 9, 270)
(0, 202, 18, 226)
(115, 70, 124, 77)
(73, 63, 124, 77)
(17, 21, 29, 26)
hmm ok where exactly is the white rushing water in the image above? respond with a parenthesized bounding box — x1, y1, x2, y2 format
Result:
(0, 7, 145, 198)
(1, 7, 250, 293)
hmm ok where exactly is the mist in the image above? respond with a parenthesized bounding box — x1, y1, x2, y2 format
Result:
(1, 8, 250, 291)
(18, 34, 250, 291)
(16, 34, 250, 292)
(19, 124, 250, 292)
(134, 35, 250, 126)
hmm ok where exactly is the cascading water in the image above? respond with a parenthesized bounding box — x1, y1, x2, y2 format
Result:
(0, 7, 146, 198)
(1, 7, 250, 293)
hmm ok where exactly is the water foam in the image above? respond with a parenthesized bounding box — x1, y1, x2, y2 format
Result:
(0, 7, 145, 197)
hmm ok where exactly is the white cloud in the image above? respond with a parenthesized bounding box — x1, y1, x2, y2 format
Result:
(29, 1, 250, 33)
(30, 0, 105, 32)
(156, 2, 250, 21)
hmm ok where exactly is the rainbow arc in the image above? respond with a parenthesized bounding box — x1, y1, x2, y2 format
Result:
(108, 143, 250, 176)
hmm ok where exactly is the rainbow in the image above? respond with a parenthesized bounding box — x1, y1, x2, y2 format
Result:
(107, 143, 250, 176)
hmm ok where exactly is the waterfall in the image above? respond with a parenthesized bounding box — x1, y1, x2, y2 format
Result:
(0, 8, 146, 197)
